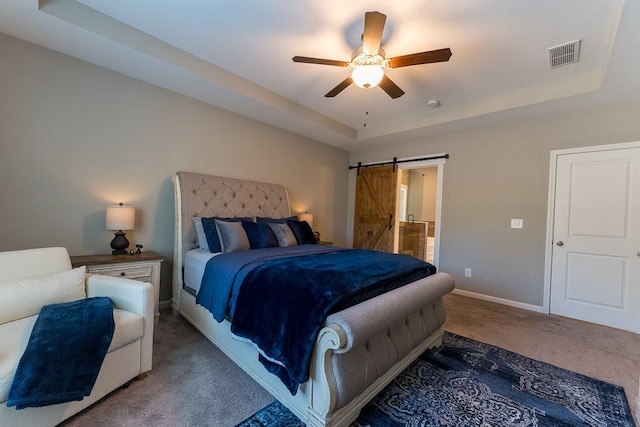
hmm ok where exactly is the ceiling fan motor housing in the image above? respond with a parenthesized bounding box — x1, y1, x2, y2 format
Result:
(350, 47, 386, 67)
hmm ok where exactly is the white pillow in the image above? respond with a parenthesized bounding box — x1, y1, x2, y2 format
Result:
(193, 217, 209, 251)
(0, 266, 87, 325)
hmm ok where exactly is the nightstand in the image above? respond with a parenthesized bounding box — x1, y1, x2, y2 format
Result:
(318, 240, 334, 245)
(71, 252, 164, 324)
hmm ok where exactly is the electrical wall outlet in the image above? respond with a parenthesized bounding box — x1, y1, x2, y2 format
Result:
(464, 268, 472, 277)
(511, 218, 524, 229)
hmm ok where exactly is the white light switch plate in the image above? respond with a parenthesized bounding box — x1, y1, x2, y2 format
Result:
(511, 218, 523, 229)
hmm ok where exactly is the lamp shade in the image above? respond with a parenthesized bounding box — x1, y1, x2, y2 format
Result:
(106, 204, 135, 231)
(299, 212, 314, 229)
(351, 65, 384, 89)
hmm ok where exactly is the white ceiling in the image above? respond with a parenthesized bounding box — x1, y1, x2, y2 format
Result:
(2, 0, 639, 151)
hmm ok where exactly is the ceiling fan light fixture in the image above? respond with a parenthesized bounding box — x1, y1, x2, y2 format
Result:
(352, 65, 384, 89)
(292, 11, 451, 99)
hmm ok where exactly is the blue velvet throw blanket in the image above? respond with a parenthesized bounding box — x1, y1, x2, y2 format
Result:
(7, 297, 115, 409)
(229, 249, 435, 394)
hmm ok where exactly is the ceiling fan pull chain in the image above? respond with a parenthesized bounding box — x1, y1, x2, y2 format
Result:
(364, 90, 371, 128)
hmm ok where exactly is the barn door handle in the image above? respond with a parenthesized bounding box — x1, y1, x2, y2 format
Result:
(556, 241, 564, 247)
(388, 213, 393, 230)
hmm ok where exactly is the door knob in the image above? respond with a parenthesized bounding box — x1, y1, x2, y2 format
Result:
(556, 241, 564, 247)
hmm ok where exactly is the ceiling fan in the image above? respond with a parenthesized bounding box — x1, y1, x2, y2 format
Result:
(292, 11, 452, 99)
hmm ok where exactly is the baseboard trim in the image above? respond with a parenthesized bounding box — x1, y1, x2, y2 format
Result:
(159, 300, 172, 311)
(452, 289, 547, 314)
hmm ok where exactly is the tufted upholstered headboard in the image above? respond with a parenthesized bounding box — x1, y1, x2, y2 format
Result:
(171, 171, 290, 305)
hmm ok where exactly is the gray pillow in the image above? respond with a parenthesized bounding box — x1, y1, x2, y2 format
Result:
(268, 223, 298, 247)
(193, 217, 209, 251)
(215, 220, 250, 253)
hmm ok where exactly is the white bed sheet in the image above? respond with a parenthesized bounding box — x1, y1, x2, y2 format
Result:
(184, 249, 220, 293)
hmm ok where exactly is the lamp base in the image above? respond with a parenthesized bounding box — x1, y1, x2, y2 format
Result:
(110, 231, 129, 255)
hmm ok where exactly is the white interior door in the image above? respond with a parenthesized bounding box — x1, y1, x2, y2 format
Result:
(550, 146, 640, 333)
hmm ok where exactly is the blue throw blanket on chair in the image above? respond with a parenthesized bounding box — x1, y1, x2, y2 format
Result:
(7, 297, 115, 409)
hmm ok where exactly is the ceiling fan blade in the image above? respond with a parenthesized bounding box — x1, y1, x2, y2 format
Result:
(378, 75, 405, 99)
(362, 11, 386, 55)
(325, 76, 353, 97)
(292, 56, 350, 67)
(387, 48, 452, 68)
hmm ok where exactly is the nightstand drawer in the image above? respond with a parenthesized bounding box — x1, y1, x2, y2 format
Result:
(87, 264, 153, 280)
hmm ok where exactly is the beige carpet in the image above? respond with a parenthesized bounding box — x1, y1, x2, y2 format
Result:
(62, 293, 640, 426)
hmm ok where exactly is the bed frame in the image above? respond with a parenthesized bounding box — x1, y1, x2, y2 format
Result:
(171, 171, 455, 427)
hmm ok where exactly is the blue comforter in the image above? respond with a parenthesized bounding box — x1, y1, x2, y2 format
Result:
(196, 246, 436, 394)
(196, 245, 341, 322)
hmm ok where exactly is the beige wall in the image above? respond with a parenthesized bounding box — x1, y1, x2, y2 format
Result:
(5, 31, 640, 311)
(0, 33, 350, 303)
(348, 105, 640, 307)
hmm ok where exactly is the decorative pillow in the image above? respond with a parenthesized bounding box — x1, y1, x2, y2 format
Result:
(268, 223, 298, 247)
(0, 266, 86, 324)
(201, 217, 253, 253)
(242, 221, 278, 249)
(215, 220, 250, 253)
(287, 219, 317, 245)
(193, 217, 209, 251)
(256, 215, 298, 224)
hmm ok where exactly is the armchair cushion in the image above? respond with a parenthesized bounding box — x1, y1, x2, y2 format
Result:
(0, 316, 36, 404)
(0, 308, 144, 404)
(0, 266, 86, 325)
(7, 297, 115, 409)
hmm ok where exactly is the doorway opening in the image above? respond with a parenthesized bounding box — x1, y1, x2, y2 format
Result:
(397, 167, 438, 264)
(395, 156, 446, 268)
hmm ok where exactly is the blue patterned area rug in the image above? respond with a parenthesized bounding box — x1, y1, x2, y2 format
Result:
(236, 332, 634, 427)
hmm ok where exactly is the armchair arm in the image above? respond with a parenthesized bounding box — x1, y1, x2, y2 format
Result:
(85, 274, 154, 373)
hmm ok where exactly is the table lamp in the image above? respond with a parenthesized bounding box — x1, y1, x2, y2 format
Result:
(106, 203, 135, 255)
(299, 211, 314, 229)
(299, 211, 320, 242)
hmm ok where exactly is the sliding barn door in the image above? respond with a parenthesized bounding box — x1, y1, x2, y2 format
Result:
(353, 165, 398, 252)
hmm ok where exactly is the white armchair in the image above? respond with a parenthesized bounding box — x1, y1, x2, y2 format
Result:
(0, 247, 154, 427)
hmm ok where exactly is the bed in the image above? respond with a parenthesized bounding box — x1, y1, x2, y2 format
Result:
(171, 171, 455, 427)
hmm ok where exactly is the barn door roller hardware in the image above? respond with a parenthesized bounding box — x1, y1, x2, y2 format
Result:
(350, 154, 449, 175)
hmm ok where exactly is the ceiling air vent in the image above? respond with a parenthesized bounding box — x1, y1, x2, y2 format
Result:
(548, 40, 581, 69)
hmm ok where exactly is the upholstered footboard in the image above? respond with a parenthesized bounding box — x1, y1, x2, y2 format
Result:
(303, 272, 455, 427)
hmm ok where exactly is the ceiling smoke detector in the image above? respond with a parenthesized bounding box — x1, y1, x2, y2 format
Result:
(548, 40, 581, 69)
(427, 99, 441, 108)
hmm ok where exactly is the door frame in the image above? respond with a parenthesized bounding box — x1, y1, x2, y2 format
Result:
(397, 156, 446, 268)
(543, 140, 640, 314)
